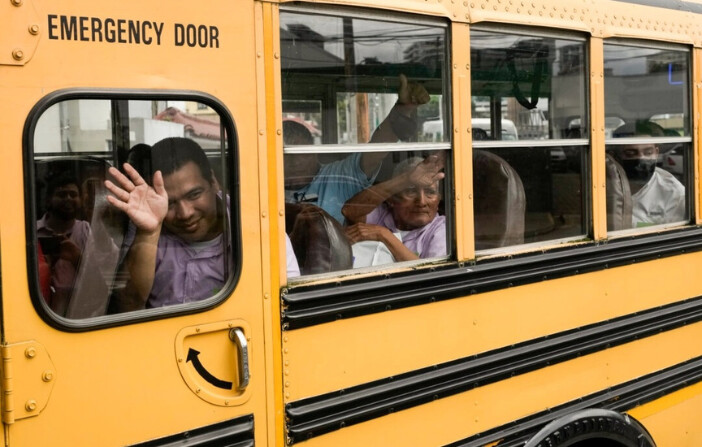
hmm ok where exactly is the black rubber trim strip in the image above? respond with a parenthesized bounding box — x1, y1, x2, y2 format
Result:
(283, 227, 702, 330)
(130, 414, 254, 447)
(285, 296, 702, 444)
(446, 356, 702, 447)
(613, 0, 702, 14)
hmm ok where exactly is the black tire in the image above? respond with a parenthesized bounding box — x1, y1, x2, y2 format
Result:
(523, 409, 655, 447)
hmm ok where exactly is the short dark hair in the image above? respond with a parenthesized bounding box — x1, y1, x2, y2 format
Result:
(150, 137, 213, 183)
(127, 143, 153, 182)
(283, 120, 314, 145)
(46, 172, 80, 198)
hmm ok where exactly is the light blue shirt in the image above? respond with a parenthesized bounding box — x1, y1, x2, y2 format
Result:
(286, 153, 379, 223)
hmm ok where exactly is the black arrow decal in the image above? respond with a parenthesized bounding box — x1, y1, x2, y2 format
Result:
(186, 348, 233, 390)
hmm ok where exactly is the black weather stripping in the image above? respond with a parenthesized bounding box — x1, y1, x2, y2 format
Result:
(285, 297, 702, 444)
(283, 227, 702, 329)
(130, 414, 254, 447)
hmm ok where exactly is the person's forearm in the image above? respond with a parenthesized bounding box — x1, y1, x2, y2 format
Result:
(342, 174, 410, 223)
(381, 232, 419, 262)
(369, 103, 417, 144)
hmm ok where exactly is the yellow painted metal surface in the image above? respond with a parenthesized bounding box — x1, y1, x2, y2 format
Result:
(695, 48, 702, 224)
(452, 23, 475, 261)
(283, 252, 702, 401)
(277, 0, 702, 46)
(2, 0, 702, 446)
(0, 0, 41, 66)
(0, 341, 56, 424)
(0, 0, 273, 445)
(631, 381, 702, 446)
(174, 320, 253, 407)
(257, 3, 287, 445)
(589, 37, 607, 240)
(294, 322, 702, 447)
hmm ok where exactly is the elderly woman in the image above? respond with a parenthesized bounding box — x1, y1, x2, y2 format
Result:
(341, 155, 446, 263)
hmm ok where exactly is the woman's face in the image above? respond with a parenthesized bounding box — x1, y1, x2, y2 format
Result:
(388, 182, 440, 230)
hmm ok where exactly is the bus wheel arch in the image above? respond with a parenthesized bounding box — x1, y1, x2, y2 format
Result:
(523, 409, 655, 447)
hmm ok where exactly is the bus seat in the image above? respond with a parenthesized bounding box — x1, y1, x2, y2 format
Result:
(473, 149, 526, 250)
(285, 202, 353, 275)
(605, 153, 633, 231)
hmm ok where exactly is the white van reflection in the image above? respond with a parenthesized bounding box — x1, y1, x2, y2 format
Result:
(422, 118, 518, 142)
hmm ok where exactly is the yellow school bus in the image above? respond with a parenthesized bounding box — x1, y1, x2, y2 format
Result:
(2, 0, 702, 445)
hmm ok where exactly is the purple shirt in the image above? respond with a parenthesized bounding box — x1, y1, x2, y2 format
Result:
(366, 204, 447, 259)
(147, 232, 227, 308)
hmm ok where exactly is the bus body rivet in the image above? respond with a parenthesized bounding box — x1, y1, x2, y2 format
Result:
(25, 400, 37, 412)
(42, 370, 54, 382)
(25, 347, 36, 358)
(12, 49, 24, 61)
(29, 24, 39, 35)
(11, 0, 22, 6)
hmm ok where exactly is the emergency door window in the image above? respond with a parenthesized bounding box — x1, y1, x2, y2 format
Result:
(604, 42, 691, 231)
(31, 97, 237, 320)
(470, 27, 588, 251)
(280, 8, 451, 279)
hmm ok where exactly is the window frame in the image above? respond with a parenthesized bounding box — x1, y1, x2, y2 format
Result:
(469, 24, 592, 256)
(603, 39, 693, 235)
(24, 89, 241, 332)
(279, 5, 455, 281)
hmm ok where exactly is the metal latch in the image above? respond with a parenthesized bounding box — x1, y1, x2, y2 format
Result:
(0, 341, 56, 424)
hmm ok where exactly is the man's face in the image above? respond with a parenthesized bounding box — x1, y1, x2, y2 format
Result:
(162, 162, 220, 243)
(618, 144, 658, 161)
(284, 153, 320, 189)
(48, 183, 81, 220)
(616, 143, 659, 183)
(388, 182, 440, 231)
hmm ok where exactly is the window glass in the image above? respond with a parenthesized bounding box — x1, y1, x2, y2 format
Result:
(604, 43, 690, 231)
(32, 98, 235, 320)
(281, 10, 450, 278)
(280, 11, 447, 144)
(470, 29, 588, 250)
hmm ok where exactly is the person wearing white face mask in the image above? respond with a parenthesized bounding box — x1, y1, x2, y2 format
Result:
(610, 121, 685, 228)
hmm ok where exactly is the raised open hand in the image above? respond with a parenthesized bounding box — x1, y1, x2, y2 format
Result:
(408, 154, 446, 187)
(105, 163, 168, 234)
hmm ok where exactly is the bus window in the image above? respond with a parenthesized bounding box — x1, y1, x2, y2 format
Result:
(470, 28, 588, 250)
(280, 8, 450, 277)
(31, 97, 237, 320)
(604, 43, 691, 231)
